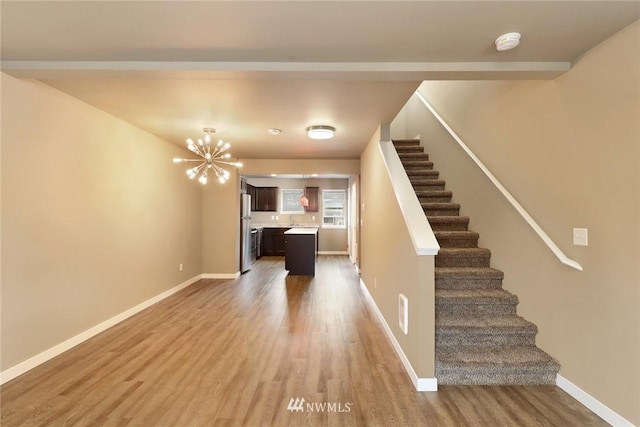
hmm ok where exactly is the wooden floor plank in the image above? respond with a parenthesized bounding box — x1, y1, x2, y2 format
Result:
(1, 256, 606, 426)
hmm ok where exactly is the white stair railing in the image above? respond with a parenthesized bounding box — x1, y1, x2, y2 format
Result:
(416, 90, 583, 271)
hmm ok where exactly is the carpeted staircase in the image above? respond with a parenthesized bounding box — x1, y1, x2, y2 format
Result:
(393, 139, 560, 385)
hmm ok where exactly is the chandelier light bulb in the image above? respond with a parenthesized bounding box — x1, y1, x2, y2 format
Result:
(174, 134, 242, 185)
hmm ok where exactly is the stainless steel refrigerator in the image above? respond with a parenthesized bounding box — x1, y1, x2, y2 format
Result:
(240, 193, 253, 273)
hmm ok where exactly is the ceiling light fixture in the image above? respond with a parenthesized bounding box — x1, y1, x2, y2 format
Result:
(173, 134, 242, 185)
(495, 32, 521, 51)
(268, 128, 282, 135)
(306, 125, 335, 140)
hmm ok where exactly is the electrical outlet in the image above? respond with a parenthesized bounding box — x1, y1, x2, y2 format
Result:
(179, 263, 183, 272)
(275, 215, 279, 220)
(573, 228, 588, 246)
(271, 215, 275, 220)
(312, 216, 315, 221)
(374, 277, 377, 288)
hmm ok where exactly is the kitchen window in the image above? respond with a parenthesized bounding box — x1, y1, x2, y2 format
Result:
(280, 189, 305, 214)
(322, 189, 346, 228)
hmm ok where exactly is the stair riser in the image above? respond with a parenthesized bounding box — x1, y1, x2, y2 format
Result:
(413, 184, 446, 192)
(419, 195, 453, 203)
(403, 164, 434, 171)
(424, 208, 460, 216)
(393, 140, 421, 146)
(436, 333, 536, 347)
(436, 237, 479, 248)
(399, 154, 430, 161)
(395, 146, 424, 153)
(436, 303, 517, 317)
(428, 219, 470, 232)
(435, 369, 557, 386)
(436, 255, 490, 268)
(407, 171, 437, 179)
(436, 278, 503, 290)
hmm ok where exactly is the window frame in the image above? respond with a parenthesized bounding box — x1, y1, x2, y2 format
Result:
(322, 189, 347, 229)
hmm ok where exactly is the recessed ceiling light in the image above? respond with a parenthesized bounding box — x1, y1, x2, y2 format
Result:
(495, 32, 521, 51)
(268, 128, 282, 135)
(306, 125, 335, 140)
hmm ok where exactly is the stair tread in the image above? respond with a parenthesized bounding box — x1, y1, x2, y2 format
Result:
(392, 139, 421, 145)
(434, 231, 480, 238)
(436, 288, 518, 303)
(435, 267, 503, 279)
(437, 247, 491, 256)
(428, 215, 469, 222)
(416, 190, 453, 196)
(437, 314, 536, 332)
(437, 345, 559, 369)
(408, 170, 439, 175)
(398, 153, 429, 158)
(422, 202, 460, 208)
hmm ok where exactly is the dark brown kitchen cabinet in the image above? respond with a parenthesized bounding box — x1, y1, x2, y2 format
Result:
(262, 227, 290, 255)
(253, 187, 278, 212)
(304, 187, 319, 213)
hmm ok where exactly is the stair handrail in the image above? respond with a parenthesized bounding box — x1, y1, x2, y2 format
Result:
(415, 90, 583, 271)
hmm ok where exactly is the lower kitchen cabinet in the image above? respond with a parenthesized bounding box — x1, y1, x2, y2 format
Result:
(262, 227, 290, 256)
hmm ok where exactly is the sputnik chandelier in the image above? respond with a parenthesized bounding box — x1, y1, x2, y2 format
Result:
(173, 131, 242, 185)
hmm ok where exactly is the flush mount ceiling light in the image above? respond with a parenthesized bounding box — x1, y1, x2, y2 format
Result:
(173, 134, 242, 185)
(306, 125, 335, 140)
(268, 128, 282, 135)
(495, 32, 521, 51)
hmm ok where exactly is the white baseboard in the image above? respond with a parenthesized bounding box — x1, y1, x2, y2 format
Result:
(202, 272, 241, 279)
(0, 274, 203, 385)
(556, 375, 634, 427)
(359, 279, 437, 392)
(318, 251, 349, 255)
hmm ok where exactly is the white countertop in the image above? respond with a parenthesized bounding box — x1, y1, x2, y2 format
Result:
(284, 227, 319, 235)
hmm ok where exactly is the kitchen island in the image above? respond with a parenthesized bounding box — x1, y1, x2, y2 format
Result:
(284, 227, 318, 276)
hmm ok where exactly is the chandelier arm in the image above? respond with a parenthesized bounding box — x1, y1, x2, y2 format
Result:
(214, 160, 241, 166)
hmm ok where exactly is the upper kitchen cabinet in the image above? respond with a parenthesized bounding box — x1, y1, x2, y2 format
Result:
(254, 187, 278, 212)
(304, 187, 319, 213)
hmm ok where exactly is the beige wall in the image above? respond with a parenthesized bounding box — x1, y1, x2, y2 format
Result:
(247, 176, 349, 252)
(1, 73, 203, 370)
(360, 127, 435, 379)
(399, 21, 639, 424)
(201, 171, 240, 275)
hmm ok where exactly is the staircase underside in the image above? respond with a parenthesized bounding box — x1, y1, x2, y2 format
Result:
(394, 139, 560, 386)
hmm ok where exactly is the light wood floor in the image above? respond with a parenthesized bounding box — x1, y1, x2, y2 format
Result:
(2, 256, 606, 426)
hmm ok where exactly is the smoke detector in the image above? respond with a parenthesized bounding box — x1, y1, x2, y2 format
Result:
(495, 32, 521, 51)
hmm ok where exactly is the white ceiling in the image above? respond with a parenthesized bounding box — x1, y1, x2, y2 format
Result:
(2, 1, 639, 159)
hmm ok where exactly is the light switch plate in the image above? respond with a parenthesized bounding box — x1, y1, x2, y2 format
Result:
(573, 228, 588, 246)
